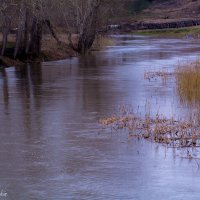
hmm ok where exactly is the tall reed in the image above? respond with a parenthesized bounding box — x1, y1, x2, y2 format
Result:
(176, 61, 200, 105)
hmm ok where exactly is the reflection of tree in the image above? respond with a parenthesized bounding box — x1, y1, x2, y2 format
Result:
(78, 55, 102, 112)
(1, 68, 9, 111)
(77, 54, 125, 114)
(14, 64, 43, 139)
(77, 52, 134, 115)
(15, 63, 42, 98)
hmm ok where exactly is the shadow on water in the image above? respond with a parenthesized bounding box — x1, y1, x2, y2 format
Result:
(1, 35, 200, 199)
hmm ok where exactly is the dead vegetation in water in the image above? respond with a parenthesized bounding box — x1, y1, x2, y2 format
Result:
(101, 60, 200, 159)
(144, 70, 174, 81)
(100, 105, 200, 158)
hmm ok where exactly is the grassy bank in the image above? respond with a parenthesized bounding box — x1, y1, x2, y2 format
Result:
(134, 26, 200, 38)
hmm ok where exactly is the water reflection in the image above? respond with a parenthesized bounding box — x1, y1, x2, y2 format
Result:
(0, 68, 9, 111)
(1, 36, 200, 199)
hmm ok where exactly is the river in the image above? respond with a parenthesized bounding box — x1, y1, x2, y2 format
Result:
(0, 35, 200, 200)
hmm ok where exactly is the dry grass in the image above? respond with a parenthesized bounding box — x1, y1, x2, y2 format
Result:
(144, 61, 200, 105)
(176, 61, 200, 105)
(100, 60, 200, 159)
(41, 34, 113, 60)
(41, 34, 77, 61)
(100, 103, 200, 159)
(92, 35, 114, 50)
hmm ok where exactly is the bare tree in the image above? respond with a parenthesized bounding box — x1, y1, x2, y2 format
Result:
(62, 0, 103, 55)
(0, 0, 60, 59)
(0, 1, 12, 56)
(0, 0, 132, 59)
(14, 0, 45, 58)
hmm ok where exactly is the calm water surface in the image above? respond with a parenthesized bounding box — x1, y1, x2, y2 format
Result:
(1, 35, 200, 200)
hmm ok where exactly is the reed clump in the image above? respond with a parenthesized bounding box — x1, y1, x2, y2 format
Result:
(176, 61, 200, 105)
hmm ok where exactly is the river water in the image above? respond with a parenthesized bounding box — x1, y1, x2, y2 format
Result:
(1, 35, 200, 200)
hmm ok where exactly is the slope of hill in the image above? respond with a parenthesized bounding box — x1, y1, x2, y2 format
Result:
(140, 0, 200, 21)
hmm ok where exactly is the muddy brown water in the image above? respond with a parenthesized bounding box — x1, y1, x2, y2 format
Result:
(1, 35, 200, 200)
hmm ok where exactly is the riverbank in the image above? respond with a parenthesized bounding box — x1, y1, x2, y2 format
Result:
(0, 34, 114, 68)
(123, 19, 200, 31)
(108, 18, 200, 38)
(134, 26, 200, 38)
(1, 24, 200, 68)
(0, 33, 77, 67)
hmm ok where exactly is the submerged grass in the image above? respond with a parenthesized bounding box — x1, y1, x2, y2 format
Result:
(100, 105, 200, 150)
(144, 70, 174, 82)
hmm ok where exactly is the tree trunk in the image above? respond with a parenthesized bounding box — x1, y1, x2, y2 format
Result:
(1, 15, 11, 56)
(1, 28, 9, 56)
(77, 33, 96, 55)
(67, 0, 101, 55)
(76, 1, 100, 55)
(14, 1, 43, 59)
(14, 3, 28, 59)
(29, 17, 43, 58)
(45, 19, 61, 44)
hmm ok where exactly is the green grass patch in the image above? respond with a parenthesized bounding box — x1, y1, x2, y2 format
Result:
(134, 26, 200, 38)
